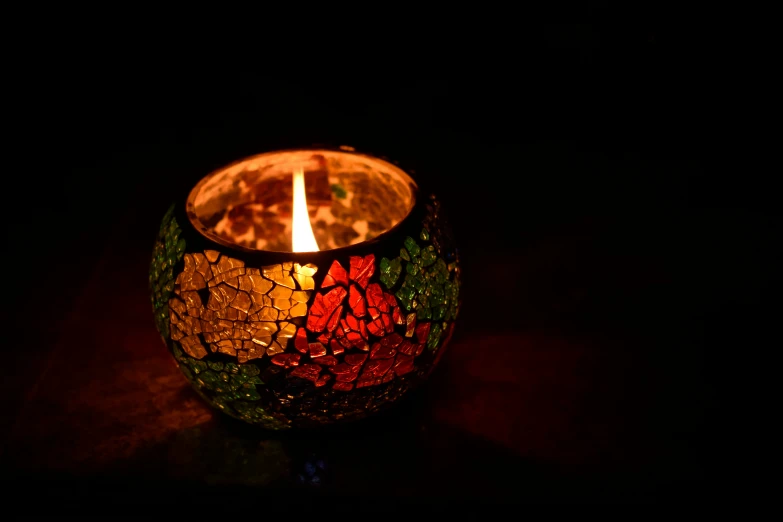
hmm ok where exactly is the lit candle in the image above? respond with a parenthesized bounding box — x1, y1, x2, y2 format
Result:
(291, 166, 320, 252)
(155, 147, 461, 430)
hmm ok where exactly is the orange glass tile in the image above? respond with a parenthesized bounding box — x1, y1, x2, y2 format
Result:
(405, 313, 416, 337)
(231, 291, 252, 313)
(292, 262, 317, 291)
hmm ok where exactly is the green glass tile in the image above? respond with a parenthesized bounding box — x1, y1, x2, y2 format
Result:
(420, 228, 430, 241)
(241, 387, 261, 401)
(404, 236, 420, 258)
(416, 306, 432, 320)
(225, 363, 239, 374)
(400, 248, 410, 262)
(200, 371, 217, 384)
(420, 246, 436, 267)
(379, 257, 402, 289)
(404, 273, 424, 292)
(427, 322, 443, 351)
(395, 285, 415, 311)
(330, 183, 347, 199)
(149, 204, 183, 342)
(231, 373, 248, 387)
(181, 365, 193, 380)
(208, 361, 224, 371)
(240, 364, 260, 377)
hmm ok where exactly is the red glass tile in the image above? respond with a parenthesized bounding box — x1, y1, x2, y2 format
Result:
(375, 357, 395, 375)
(317, 355, 338, 366)
(348, 284, 366, 318)
(329, 363, 354, 374)
(380, 333, 403, 348)
(355, 377, 375, 389)
(345, 330, 364, 347)
(294, 328, 309, 354)
(317, 333, 331, 345)
(359, 319, 369, 340)
(370, 344, 396, 360)
(307, 287, 347, 332)
(344, 353, 367, 366)
(335, 371, 358, 383)
(394, 353, 415, 376)
(309, 342, 327, 358)
(394, 306, 404, 326)
(333, 382, 353, 392)
(315, 374, 331, 387)
(415, 344, 424, 356)
(382, 371, 395, 383)
(397, 340, 414, 356)
(367, 319, 384, 337)
(290, 363, 321, 382)
(349, 254, 375, 289)
(326, 305, 342, 333)
(329, 339, 344, 356)
(415, 322, 431, 344)
(364, 360, 382, 373)
(368, 307, 380, 320)
(271, 353, 300, 368)
(345, 313, 361, 332)
(366, 283, 389, 313)
(322, 260, 348, 288)
(381, 312, 394, 334)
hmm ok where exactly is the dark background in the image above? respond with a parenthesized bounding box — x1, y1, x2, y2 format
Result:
(0, 7, 763, 509)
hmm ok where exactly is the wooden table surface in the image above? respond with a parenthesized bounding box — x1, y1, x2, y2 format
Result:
(1, 140, 731, 507)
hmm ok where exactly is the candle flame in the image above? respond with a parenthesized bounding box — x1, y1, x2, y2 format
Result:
(291, 166, 319, 252)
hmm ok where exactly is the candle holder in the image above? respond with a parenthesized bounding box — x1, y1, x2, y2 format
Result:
(150, 146, 460, 429)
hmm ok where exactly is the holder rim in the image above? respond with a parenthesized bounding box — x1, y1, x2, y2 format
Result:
(180, 145, 430, 261)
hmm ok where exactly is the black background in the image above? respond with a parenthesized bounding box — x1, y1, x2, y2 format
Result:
(0, 5, 766, 509)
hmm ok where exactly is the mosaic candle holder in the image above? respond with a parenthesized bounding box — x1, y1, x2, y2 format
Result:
(150, 147, 460, 429)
